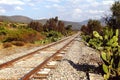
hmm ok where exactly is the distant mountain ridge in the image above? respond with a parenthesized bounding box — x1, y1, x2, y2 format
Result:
(0, 15, 33, 23)
(79, 18, 106, 26)
(0, 15, 82, 30)
(0, 15, 105, 30)
(37, 19, 82, 30)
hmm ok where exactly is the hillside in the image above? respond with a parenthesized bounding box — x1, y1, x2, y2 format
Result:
(63, 21, 81, 30)
(0, 15, 81, 30)
(36, 19, 82, 30)
(0, 15, 33, 23)
(35, 19, 47, 24)
(80, 18, 106, 26)
(0, 15, 106, 30)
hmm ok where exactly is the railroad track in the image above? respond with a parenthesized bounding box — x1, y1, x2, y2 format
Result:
(0, 32, 80, 80)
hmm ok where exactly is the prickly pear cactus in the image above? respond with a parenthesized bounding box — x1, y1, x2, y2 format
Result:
(93, 31, 103, 40)
(82, 27, 120, 79)
(101, 50, 120, 79)
(88, 38, 103, 50)
(116, 29, 119, 37)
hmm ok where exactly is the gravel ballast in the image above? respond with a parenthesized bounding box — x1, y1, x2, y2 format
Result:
(0, 36, 72, 65)
(0, 33, 104, 80)
(0, 35, 77, 79)
(47, 36, 103, 80)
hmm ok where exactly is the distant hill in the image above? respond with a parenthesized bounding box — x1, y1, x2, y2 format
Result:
(79, 20, 89, 25)
(35, 19, 47, 25)
(40, 18, 105, 27)
(63, 21, 81, 30)
(36, 19, 82, 30)
(0, 15, 33, 23)
(0, 15, 81, 30)
(0, 15, 105, 30)
(80, 18, 106, 26)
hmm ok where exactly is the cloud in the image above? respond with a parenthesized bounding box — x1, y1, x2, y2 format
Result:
(87, 10, 104, 14)
(0, 7, 6, 13)
(45, 4, 65, 11)
(90, 1, 100, 7)
(46, 0, 61, 3)
(45, 5, 51, 8)
(28, 3, 35, 6)
(44, 0, 104, 21)
(0, 0, 25, 5)
(53, 4, 65, 10)
(0, 0, 116, 22)
(74, 8, 82, 13)
(68, 0, 83, 4)
(64, 0, 115, 21)
(71, 8, 82, 21)
(102, 0, 114, 5)
(72, 8, 82, 18)
(14, 6, 24, 10)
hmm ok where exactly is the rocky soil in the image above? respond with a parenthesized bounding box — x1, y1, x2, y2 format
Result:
(0, 35, 104, 80)
(47, 36, 104, 80)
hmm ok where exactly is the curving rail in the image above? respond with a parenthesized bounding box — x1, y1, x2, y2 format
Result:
(21, 32, 80, 80)
(0, 32, 80, 80)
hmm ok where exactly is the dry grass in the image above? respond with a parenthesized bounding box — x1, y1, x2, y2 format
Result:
(0, 43, 40, 58)
(11, 41, 25, 46)
(0, 43, 2, 49)
(3, 42, 12, 48)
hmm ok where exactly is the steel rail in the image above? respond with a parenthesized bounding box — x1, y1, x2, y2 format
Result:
(21, 32, 79, 80)
(0, 35, 73, 69)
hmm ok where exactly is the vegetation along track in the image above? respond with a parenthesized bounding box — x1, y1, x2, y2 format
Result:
(0, 32, 80, 80)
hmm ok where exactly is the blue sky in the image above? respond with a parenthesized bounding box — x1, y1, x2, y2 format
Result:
(0, 0, 118, 22)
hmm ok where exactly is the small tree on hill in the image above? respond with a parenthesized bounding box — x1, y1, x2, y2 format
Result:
(44, 18, 57, 31)
(58, 21, 65, 34)
(43, 16, 66, 34)
(87, 19, 102, 33)
(81, 19, 102, 35)
(28, 21, 43, 32)
(105, 1, 120, 29)
(66, 25, 72, 31)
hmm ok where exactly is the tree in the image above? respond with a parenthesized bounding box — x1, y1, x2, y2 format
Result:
(81, 25, 89, 35)
(43, 16, 66, 34)
(105, 1, 120, 29)
(54, 16, 58, 22)
(28, 21, 43, 32)
(66, 25, 72, 30)
(105, 1, 120, 43)
(44, 17, 57, 31)
(58, 21, 65, 34)
(81, 19, 102, 35)
(87, 19, 102, 33)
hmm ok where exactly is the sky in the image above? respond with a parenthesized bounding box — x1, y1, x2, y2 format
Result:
(0, 0, 118, 22)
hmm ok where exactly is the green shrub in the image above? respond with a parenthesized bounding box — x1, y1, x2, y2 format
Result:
(81, 19, 102, 35)
(46, 30, 63, 42)
(28, 21, 43, 32)
(82, 35, 91, 42)
(82, 27, 120, 80)
(34, 39, 50, 45)
(0, 26, 7, 35)
(101, 50, 120, 80)
(3, 28, 40, 43)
